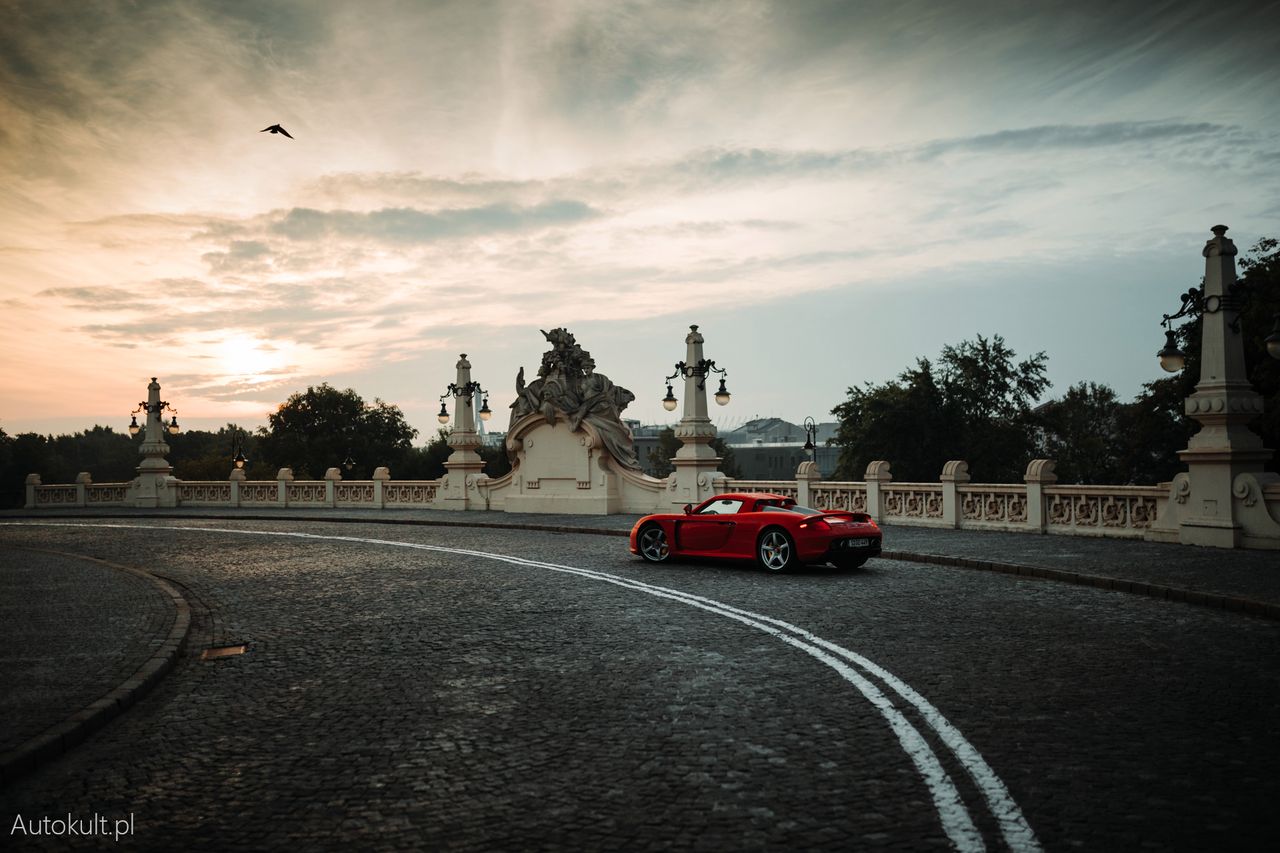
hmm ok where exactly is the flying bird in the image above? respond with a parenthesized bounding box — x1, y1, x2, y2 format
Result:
(260, 124, 293, 139)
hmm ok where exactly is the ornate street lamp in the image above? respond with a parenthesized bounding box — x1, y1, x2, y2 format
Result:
(803, 416, 817, 463)
(128, 386, 180, 436)
(1157, 227, 1280, 372)
(342, 450, 356, 472)
(661, 355, 730, 410)
(438, 378, 490, 425)
(1266, 313, 1280, 361)
(231, 428, 248, 469)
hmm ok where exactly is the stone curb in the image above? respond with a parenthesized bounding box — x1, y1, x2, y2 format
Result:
(877, 550, 1280, 622)
(7, 512, 1278, 623)
(0, 548, 191, 787)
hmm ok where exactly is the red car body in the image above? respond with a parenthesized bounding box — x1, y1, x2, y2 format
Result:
(629, 492, 883, 572)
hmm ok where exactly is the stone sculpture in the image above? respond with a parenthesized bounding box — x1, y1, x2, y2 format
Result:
(509, 328, 640, 469)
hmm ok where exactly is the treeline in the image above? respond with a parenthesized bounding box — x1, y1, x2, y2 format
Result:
(1, 384, 511, 509)
(831, 238, 1279, 483)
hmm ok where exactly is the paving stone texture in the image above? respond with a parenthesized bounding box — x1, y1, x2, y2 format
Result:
(1, 516, 1278, 851)
(0, 548, 174, 752)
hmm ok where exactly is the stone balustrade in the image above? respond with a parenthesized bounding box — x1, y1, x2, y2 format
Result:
(22, 457, 1279, 548)
(26, 468, 441, 511)
(720, 459, 1240, 543)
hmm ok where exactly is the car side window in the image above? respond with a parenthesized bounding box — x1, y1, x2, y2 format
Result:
(698, 498, 744, 515)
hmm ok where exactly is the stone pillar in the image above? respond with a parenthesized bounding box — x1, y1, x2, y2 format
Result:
(276, 468, 293, 506)
(437, 354, 487, 510)
(864, 460, 891, 523)
(796, 460, 820, 506)
(74, 472, 91, 508)
(324, 467, 341, 507)
(1158, 225, 1280, 548)
(229, 468, 245, 508)
(372, 466, 390, 509)
(670, 325, 726, 507)
(940, 460, 969, 529)
(24, 474, 39, 509)
(132, 377, 177, 508)
(1024, 459, 1057, 533)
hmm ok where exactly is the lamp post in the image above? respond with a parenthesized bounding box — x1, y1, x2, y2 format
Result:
(128, 377, 179, 508)
(436, 354, 488, 510)
(231, 428, 248, 471)
(1148, 225, 1280, 548)
(803, 416, 818, 466)
(662, 325, 731, 506)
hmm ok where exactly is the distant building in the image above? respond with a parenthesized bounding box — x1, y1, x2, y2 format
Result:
(622, 417, 842, 479)
(625, 419, 672, 476)
(720, 417, 840, 479)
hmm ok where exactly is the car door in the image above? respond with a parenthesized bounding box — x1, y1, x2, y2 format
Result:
(675, 498, 743, 553)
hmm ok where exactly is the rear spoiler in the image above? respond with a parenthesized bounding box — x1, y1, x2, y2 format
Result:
(823, 511, 872, 523)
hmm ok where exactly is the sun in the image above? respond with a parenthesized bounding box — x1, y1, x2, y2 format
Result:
(213, 334, 287, 383)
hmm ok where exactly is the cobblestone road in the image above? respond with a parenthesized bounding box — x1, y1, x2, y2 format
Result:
(2, 519, 1278, 851)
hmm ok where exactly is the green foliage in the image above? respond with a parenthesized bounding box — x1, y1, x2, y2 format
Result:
(388, 428, 511, 480)
(1034, 382, 1127, 484)
(477, 442, 513, 478)
(166, 424, 268, 480)
(832, 335, 1049, 483)
(648, 428, 741, 479)
(258, 384, 418, 479)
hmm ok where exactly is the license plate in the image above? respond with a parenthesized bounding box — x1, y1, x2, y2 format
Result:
(846, 538, 870, 548)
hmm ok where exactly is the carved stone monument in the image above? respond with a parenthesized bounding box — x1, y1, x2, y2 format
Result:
(497, 328, 663, 514)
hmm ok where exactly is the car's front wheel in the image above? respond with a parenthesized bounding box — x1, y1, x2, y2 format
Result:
(757, 528, 799, 572)
(637, 523, 671, 563)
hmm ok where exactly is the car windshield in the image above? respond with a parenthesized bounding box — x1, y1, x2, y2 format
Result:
(697, 498, 745, 515)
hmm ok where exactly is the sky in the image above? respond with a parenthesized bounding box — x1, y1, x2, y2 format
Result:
(2, 0, 1279, 443)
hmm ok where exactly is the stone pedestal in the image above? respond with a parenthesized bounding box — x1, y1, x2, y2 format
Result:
(864, 461, 892, 523)
(130, 377, 178, 508)
(669, 325, 726, 507)
(940, 461, 970, 529)
(436, 354, 488, 511)
(1147, 226, 1280, 548)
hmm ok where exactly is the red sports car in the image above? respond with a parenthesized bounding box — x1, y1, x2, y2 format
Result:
(629, 492, 883, 572)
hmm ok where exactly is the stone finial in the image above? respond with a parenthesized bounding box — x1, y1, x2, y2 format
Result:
(1203, 224, 1237, 258)
(940, 460, 970, 482)
(229, 469, 247, 481)
(276, 468, 294, 481)
(1024, 459, 1058, 483)
(372, 466, 392, 481)
(323, 467, 343, 481)
(25, 473, 41, 485)
(864, 460, 892, 482)
(75, 472, 93, 484)
(796, 460, 820, 479)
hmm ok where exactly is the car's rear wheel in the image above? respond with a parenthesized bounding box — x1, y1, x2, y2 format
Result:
(637, 523, 671, 563)
(757, 528, 799, 572)
(832, 554, 870, 570)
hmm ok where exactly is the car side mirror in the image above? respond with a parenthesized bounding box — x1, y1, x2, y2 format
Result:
(683, 503, 693, 515)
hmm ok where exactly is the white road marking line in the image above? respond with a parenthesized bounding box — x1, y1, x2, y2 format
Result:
(3, 521, 1042, 852)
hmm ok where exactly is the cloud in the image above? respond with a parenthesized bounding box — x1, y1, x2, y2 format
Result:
(203, 240, 272, 274)
(918, 122, 1230, 159)
(268, 200, 601, 243)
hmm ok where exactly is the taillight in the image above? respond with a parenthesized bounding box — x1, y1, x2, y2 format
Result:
(799, 519, 831, 531)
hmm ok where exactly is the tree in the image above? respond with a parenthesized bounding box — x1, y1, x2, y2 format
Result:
(648, 429, 741, 479)
(258, 384, 418, 479)
(1034, 383, 1125, 484)
(831, 335, 1049, 483)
